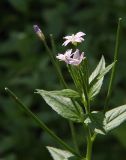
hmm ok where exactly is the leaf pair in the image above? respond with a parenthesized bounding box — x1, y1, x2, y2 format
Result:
(36, 56, 117, 128)
(84, 105, 126, 135)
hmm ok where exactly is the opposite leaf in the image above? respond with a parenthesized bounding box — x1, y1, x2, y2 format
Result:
(89, 59, 115, 100)
(89, 56, 105, 99)
(84, 111, 106, 135)
(45, 89, 80, 98)
(36, 89, 84, 123)
(97, 62, 115, 80)
(89, 55, 105, 83)
(47, 146, 74, 160)
(105, 105, 126, 132)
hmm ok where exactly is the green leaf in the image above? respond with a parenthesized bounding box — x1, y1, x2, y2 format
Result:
(84, 111, 106, 135)
(44, 89, 80, 98)
(36, 89, 84, 122)
(89, 59, 115, 99)
(89, 55, 105, 83)
(47, 146, 74, 160)
(105, 105, 126, 132)
(97, 62, 115, 80)
(89, 56, 105, 99)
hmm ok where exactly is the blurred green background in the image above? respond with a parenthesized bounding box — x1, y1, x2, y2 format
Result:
(0, 0, 126, 160)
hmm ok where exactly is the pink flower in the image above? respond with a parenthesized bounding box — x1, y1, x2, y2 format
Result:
(56, 49, 85, 66)
(56, 49, 73, 64)
(62, 32, 86, 46)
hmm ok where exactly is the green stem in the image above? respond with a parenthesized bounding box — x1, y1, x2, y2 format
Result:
(5, 87, 81, 158)
(50, 34, 56, 55)
(79, 60, 90, 113)
(86, 131, 93, 160)
(82, 93, 89, 114)
(43, 40, 67, 88)
(43, 39, 80, 152)
(104, 18, 122, 112)
(80, 59, 93, 160)
(69, 121, 80, 154)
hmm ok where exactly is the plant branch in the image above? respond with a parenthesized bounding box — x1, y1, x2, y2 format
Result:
(5, 87, 81, 158)
(104, 18, 122, 112)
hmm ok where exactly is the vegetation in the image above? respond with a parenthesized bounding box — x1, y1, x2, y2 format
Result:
(0, 0, 126, 160)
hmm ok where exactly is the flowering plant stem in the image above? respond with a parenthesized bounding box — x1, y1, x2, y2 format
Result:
(104, 18, 122, 112)
(42, 37, 80, 153)
(43, 40, 67, 88)
(5, 87, 81, 158)
(86, 130, 92, 160)
(80, 60, 93, 160)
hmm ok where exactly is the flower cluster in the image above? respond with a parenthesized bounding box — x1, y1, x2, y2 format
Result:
(56, 32, 86, 66)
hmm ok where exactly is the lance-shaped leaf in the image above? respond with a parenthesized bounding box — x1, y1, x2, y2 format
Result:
(105, 105, 126, 132)
(89, 56, 105, 99)
(44, 89, 80, 98)
(36, 89, 84, 122)
(47, 146, 74, 160)
(89, 55, 105, 83)
(97, 62, 115, 80)
(84, 111, 106, 135)
(89, 59, 115, 99)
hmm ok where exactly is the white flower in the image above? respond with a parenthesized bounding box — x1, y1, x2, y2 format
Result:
(62, 32, 86, 46)
(56, 49, 73, 64)
(56, 49, 85, 66)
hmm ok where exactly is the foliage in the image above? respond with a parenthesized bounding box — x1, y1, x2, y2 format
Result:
(0, 0, 126, 160)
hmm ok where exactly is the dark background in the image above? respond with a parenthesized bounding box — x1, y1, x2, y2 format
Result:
(0, 0, 126, 160)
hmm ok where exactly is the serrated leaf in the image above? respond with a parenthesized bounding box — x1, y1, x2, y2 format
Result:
(105, 105, 126, 132)
(47, 146, 74, 160)
(36, 89, 84, 122)
(45, 89, 80, 98)
(84, 111, 106, 135)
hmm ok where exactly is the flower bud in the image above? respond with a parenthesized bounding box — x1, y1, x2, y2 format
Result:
(33, 25, 45, 41)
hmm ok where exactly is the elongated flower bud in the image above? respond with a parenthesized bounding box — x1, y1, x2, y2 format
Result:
(33, 25, 45, 41)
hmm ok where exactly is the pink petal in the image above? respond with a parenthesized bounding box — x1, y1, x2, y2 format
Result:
(63, 35, 72, 39)
(76, 32, 86, 37)
(73, 49, 80, 59)
(56, 54, 65, 61)
(68, 59, 81, 66)
(80, 52, 85, 60)
(75, 37, 84, 42)
(65, 49, 72, 57)
(62, 40, 70, 46)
